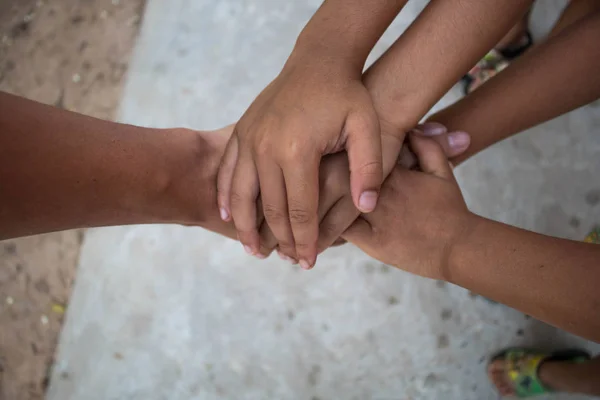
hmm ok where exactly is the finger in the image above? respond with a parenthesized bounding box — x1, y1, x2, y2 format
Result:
(253, 197, 277, 259)
(230, 148, 261, 255)
(216, 132, 239, 221)
(256, 159, 297, 260)
(412, 129, 471, 159)
(282, 151, 320, 270)
(345, 110, 382, 213)
(415, 121, 447, 136)
(317, 196, 359, 254)
(259, 221, 296, 263)
(408, 134, 455, 181)
(340, 216, 372, 245)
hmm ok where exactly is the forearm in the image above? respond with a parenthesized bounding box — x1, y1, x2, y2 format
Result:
(0, 92, 234, 239)
(291, 0, 407, 71)
(434, 10, 600, 165)
(364, 0, 532, 133)
(450, 215, 600, 342)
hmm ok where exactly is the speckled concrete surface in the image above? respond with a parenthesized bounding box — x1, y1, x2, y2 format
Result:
(48, 1, 600, 399)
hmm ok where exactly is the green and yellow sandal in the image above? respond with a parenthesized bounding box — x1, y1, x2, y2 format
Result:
(584, 226, 600, 244)
(490, 348, 591, 398)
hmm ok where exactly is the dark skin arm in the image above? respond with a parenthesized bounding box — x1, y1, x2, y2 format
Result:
(428, 9, 600, 165)
(343, 135, 600, 342)
(0, 92, 457, 243)
(0, 92, 235, 240)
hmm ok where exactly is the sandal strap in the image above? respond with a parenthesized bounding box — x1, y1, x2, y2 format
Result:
(503, 349, 549, 397)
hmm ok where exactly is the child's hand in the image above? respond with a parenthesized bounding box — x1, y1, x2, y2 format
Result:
(217, 57, 382, 269)
(342, 133, 475, 280)
(257, 126, 471, 262)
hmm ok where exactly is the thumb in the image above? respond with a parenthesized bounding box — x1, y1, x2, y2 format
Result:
(412, 128, 471, 159)
(341, 217, 373, 245)
(345, 110, 383, 213)
(408, 133, 455, 181)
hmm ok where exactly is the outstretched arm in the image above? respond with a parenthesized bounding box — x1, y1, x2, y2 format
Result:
(343, 135, 600, 342)
(428, 9, 600, 165)
(0, 92, 235, 240)
(364, 0, 533, 134)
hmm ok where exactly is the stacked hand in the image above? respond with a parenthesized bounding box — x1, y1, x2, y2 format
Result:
(343, 132, 473, 280)
(216, 56, 384, 269)
(207, 118, 470, 272)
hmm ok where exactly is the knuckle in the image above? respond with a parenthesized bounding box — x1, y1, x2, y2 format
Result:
(289, 207, 314, 225)
(254, 137, 272, 157)
(294, 241, 314, 252)
(283, 139, 310, 163)
(229, 191, 245, 207)
(262, 203, 286, 223)
(356, 160, 383, 177)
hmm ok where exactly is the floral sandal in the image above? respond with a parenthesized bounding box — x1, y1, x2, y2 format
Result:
(490, 348, 591, 398)
(462, 31, 533, 95)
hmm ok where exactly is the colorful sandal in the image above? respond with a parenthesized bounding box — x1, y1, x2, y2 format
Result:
(462, 31, 533, 95)
(584, 226, 600, 244)
(489, 348, 590, 398)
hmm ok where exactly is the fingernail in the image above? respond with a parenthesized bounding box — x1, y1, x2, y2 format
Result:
(447, 131, 470, 150)
(416, 122, 447, 136)
(358, 191, 378, 213)
(299, 259, 311, 270)
(219, 207, 229, 221)
(243, 245, 254, 255)
(256, 253, 267, 260)
(277, 250, 294, 263)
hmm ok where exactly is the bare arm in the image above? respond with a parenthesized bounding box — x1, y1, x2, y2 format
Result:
(0, 92, 235, 240)
(292, 0, 408, 69)
(364, 0, 534, 134)
(451, 216, 600, 342)
(343, 135, 600, 342)
(429, 10, 600, 164)
(307, 0, 533, 252)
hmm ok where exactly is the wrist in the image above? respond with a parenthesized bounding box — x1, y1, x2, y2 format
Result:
(366, 82, 425, 138)
(444, 212, 484, 284)
(134, 127, 223, 227)
(289, 31, 366, 74)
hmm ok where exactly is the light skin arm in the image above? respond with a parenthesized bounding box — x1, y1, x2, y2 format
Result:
(428, 9, 600, 165)
(0, 92, 236, 240)
(343, 135, 600, 342)
(277, 0, 534, 257)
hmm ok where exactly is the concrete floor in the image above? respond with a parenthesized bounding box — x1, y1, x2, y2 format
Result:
(48, 1, 600, 399)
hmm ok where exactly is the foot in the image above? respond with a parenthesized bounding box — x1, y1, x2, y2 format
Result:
(488, 357, 559, 397)
(488, 354, 589, 398)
